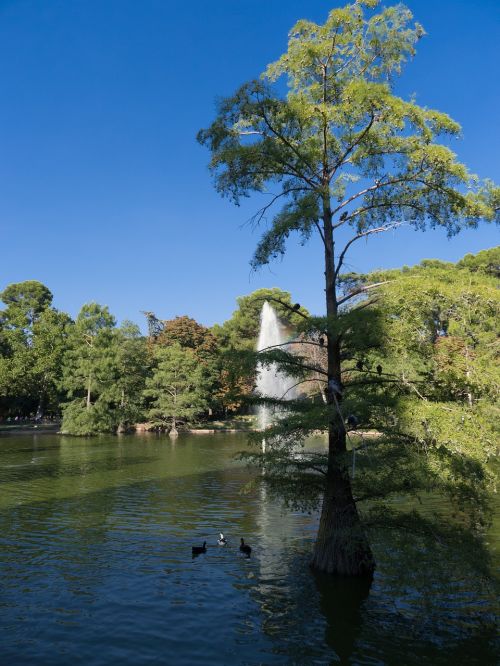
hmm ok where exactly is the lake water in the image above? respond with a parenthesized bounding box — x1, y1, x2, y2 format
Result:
(0, 433, 498, 665)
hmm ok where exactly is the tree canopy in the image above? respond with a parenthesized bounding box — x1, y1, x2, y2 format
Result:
(0, 281, 53, 330)
(0, 281, 70, 417)
(199, 2, 498, 277)
(144, 343, 208, 434)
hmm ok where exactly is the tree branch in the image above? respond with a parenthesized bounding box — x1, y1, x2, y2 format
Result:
(258, 340, 325, 352)
(332, 168, 426, 220)
(253, 296, 310, 320)
(331, 112, 376, 177)
(279, 378, 327, 400)
(346, 377, 425, 388)
(313, 218, 326, 246)
(259, 105, 319, 188)
(245, 187, 309, 229)
(335, 222, 404, 277)
(259, 356, 328, 377)
(337, 281, 391, 306)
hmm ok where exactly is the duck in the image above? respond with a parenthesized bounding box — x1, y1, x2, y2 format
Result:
(192, 541, 207, 555)
(239, 538, 252, 556)
(217, 533, 227, 546)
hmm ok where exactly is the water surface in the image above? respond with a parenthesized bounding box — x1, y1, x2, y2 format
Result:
(0, 433, 497, 665)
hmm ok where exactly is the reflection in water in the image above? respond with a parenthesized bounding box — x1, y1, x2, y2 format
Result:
(313, 571, 372, 664)
(0, 433, 498, 666)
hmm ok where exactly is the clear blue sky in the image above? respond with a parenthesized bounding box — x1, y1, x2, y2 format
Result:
(1, 0, 498, 329)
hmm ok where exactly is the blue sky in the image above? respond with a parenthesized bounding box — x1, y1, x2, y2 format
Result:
(1, 0, 498, 329)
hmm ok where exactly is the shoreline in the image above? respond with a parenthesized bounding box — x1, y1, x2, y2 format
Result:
(0, 426, 376, 437)
(0, 424, 61, 436)
(0, 425, 253, 436)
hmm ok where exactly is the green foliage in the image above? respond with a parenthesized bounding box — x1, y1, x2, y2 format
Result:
(30, 308, 73, 413)
(143, 343, 208, 430)
(212, 287, 308, 351)
(61, 305, 148, 435)
(456, 246, 500, 278)
(106, 322, 149, 431)
(60, 399, 118, 436)
(241, 252, 498, 570)
(60, 303, 117, 434)
(0, 290, 150, 433)
(372, 254, 499, 403)
(157, 315, 228, 416)
(199, 2, 498, 269)
(0, 280, 53, 329)
(0, 281, 71, 416)
(61, 303, 116, 400)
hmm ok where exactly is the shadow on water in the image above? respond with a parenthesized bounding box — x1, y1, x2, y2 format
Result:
(313, 571, 372, 665)
(0, 454, 160, 484)
(0, 433, 498, 665)
(250, 533, 499, 665)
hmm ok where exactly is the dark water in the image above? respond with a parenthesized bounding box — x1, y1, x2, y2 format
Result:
(0, 433, 498, 665)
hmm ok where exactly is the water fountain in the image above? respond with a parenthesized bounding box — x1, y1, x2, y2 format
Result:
(256, 302, 296, 440)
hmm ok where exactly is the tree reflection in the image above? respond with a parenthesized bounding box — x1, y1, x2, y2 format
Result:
(313, 570, 372, 664)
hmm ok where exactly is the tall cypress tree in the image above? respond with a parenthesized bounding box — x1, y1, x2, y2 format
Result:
(199, 1, 499, 575)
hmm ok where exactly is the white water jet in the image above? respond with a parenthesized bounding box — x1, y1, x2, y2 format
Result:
(256, 302, 296, 440)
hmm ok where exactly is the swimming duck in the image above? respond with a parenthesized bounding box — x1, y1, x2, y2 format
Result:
(217, 533, 227, 546)
(239, 538, 252, 556)
(192, 541, 207, 555)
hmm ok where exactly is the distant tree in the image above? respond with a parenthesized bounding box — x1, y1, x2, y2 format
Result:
(157, 315, 220, 415)
(0, 281, 70, 417)
(61, 303, 117, 434)
(144, 343, 208, 434)
(0, 280, 53, 331)
(105, 321, 149, 433)
(30, 308, 72, 417)
(456, 246, 500, 278)
(349, 257, 499, 534)
(212, 288, 308, 352)
(159, 316, 217, 354)
(199, 1, 499, 575)
(373, 257, 499, 410)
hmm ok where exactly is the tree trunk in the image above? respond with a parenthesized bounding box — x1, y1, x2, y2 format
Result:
(311, 200, 375, 576)
(311, 432, 375, 575)
(35, 394, 44, 421)
(86, 373, 92, 410)
(170, 416, 178, 437)
(117, 388, 126, 433)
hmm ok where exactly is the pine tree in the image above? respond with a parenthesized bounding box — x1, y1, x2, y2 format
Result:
(61, 303, 117, 435)
(104, 321, 148, 433)
(144, 343, 208, 435)
(0, 281, 70, 418)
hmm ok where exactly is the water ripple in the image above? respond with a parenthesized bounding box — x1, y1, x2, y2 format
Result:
(0, 433, 497, 665)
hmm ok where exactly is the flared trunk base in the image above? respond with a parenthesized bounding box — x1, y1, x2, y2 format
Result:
(311, 466, 375, 577)
(311, 523, 375, 577)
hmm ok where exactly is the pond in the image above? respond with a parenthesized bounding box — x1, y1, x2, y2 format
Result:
(0, 433, 497, 665)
